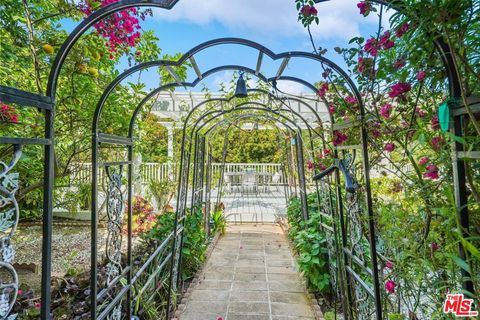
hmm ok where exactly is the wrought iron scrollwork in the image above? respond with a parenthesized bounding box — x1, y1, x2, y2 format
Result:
(0, 144, 21, 319)
(104, 166, 125, 286)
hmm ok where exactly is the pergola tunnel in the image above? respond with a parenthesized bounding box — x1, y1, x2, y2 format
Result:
(1, 1, 478, 320)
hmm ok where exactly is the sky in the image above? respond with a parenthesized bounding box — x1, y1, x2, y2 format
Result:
(63, 0, 394, 93)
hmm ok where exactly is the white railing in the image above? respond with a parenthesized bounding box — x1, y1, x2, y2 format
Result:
(71, 161, 414, 186)
(70, 162, 285, 185)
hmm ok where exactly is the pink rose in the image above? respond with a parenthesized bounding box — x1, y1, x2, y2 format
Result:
(318, 82, 328, 97)
(357, 1, 372, 16)
(385, 280, 396, 294)
(388, 82, 411, 98)
(416, 71, 427, 81)
(364, 38, 378, 56)
(301, 5, 317, 17)
(385, 261, 393, 269)
(379, 103, 393, 119)
(328, 104, 336, 114)
(431, 136, 443, 150)
(418, 156, 429, 166)
(378, 31, 394, 49)
(333, 131, 348, 146)
(384, 143, 395, 153)
(345, 96, 357, 105)
(423, 164, 439, 180)
(307, 160, 314, 171)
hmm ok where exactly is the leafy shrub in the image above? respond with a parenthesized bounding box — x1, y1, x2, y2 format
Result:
(143, 206, 207, 281)
(211, 208, 226, 235)
(287, 196, 330, 292)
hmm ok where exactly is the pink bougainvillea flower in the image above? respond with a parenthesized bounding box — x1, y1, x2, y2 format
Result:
(318, 163, 327, 171)
(431, 115, 440, 130)
(379, 103, 393, 119)
(80, 0, 146, 54)
(357, 1, 372, 16)
(216, 317, 224, 320)
(385, 261, 393, 269)
(431, 136, 443, 150)
(384, 143, 396, 153)
(301, 5, 317, 17)
(328, 104, 336, 114)
(431, 242, 440, 251)
(318, 82, 328, 97)
(388, 82, 412, 98)
(18, 289, 23, 296)
(364, 38, 378, 56)
(423, 164, 439, 180)
(395, 22, 410, 38)
(332, 131, 348, 146)
(371, 129, 381, 138)
(418, 156, 429, 166)
(378, 31, 394, 49)
(385, 280, 396, 294)
(416, 71, 427, 81)
(34, 303, 41, 310)
(345, 96, 357, 105)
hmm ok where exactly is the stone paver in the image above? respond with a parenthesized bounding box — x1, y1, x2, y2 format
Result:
(180, 224, 315, 320)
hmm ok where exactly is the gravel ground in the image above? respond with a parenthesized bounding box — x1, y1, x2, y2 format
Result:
(14, 222, 139, 289)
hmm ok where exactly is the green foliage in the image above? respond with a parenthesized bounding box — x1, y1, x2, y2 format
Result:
(211, 209, 226, 235)
(147, 178, 175, 211)
(287, 196, 330, 293)
(144, 206, 207, 281)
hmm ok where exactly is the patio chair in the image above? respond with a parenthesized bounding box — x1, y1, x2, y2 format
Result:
(241, 171, 258, 195)
(270, 171, 282, 192)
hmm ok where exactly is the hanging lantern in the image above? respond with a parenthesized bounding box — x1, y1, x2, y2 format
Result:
(234, 73, 248, 98)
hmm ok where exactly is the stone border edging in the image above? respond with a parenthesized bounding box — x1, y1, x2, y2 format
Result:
(172, 231, 222, 320)
(278, 222, 325, 320)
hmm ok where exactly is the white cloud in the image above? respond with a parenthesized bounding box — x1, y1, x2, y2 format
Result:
(153, 0, 386, 41)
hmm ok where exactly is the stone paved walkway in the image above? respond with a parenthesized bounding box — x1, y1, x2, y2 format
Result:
(179, 224, 315, 320)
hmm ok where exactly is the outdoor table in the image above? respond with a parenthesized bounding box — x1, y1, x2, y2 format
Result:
(223, 171, 273, 193)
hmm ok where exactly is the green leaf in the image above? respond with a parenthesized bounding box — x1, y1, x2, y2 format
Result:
(444, 132, 466, 144)
(449, 255, 471, 274)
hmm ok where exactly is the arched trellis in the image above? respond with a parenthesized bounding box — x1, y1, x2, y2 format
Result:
(203, 113, 297, 216)
(0, 0, 474, 319)
(185, 102, 314, 215)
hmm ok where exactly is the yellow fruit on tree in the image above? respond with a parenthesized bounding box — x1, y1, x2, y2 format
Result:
(42, 44, 54, 54)
(88, 67, 99, 77)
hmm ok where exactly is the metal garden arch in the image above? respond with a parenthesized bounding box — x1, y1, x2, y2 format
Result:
(0, 0, 474, 319)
